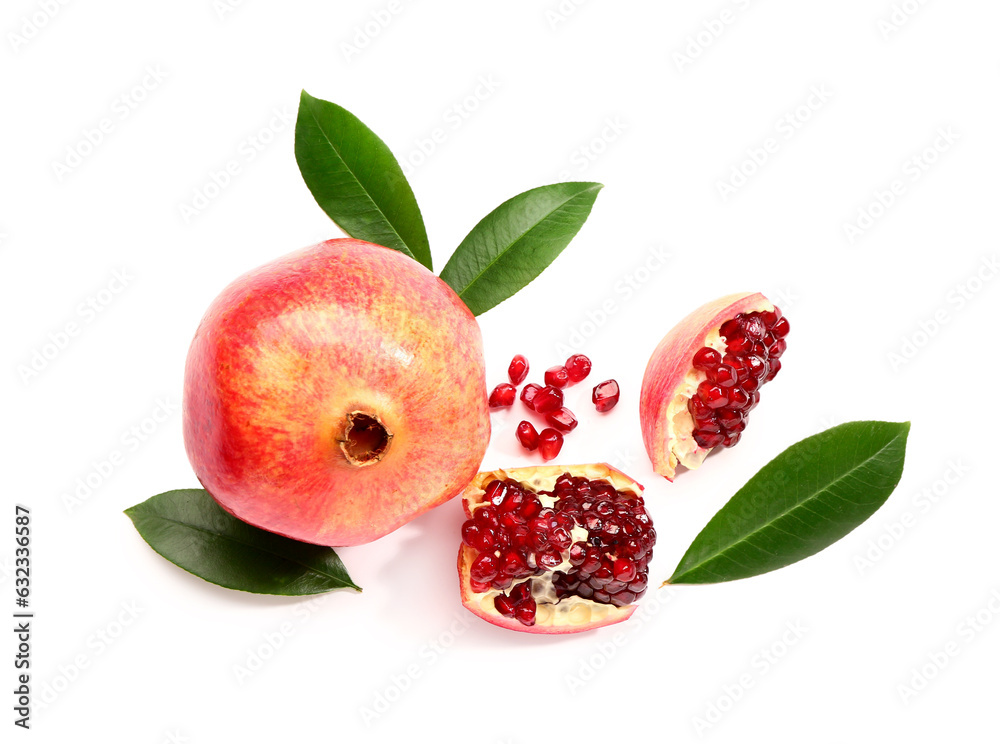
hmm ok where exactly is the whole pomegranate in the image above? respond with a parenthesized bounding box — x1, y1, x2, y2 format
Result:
(640, 291, 788, 480)
(458, 464, 654, 634)
(183, 239, 490, 546)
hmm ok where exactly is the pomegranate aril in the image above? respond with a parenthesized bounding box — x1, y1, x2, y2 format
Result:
(727, 387, 750, 408)
(494, 594, 516, 617)
(716, 408, 744, 429)
(520, 383, 542, 410)
(474, 505, 499, 529)
(698, 381, 728, 409)
(538, 428, 564, 461)
(692, 347, 721, 371)
(462, 522, 497, 551)
(592, 379, 620, 412)
(470, 552, 499, 583)
(533, 385, 564, 414)
(544, 365, 570, 389)
(693, 429, 725, 448)
(508, 354, 529, 385)
(610, 591, 636, 607)
(545, 407, 578, 433)
(565, 354, 592, 382)
(744, 355, 767, 380)
(709, 364, 739, 388)
(569, 542, 587, 566)
(723, 431, 742, 447)
(489, 383, 516, 409)
(726, 334, 752, 355)
(742, 315, 766, 339)
(510, 580, 532, 603)
(613, 558, 637, 583)
(537, 549, 562, 569)
(719, 318, 742, 339)
(764, 359, 781, 381)
(516, 421, 540, 451)
(772, 316, 790, 338)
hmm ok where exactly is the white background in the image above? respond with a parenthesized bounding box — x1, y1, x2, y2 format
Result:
(3, 1, 999, 741)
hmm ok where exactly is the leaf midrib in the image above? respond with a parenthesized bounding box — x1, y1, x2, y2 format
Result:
(453, 186, 597, 300)
(671, 433, 902, 582)
(306, 102, 415, 260)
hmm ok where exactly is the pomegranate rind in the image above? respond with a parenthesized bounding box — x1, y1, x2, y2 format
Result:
(183, 238, 490, 546)
(458, 463, 642, 634)
(639, 292, 773, 481)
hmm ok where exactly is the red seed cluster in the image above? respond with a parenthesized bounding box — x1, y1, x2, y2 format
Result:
(688, 307, 789, 450)
(462, 474, 655, 627)
(487, 353, 621, 460)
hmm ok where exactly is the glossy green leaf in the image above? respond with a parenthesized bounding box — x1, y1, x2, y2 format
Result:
(295, 90, 432, 270)
(439, 182, 602, 315)
(668, 421, 911, 585)
(125, 489, 361, 595)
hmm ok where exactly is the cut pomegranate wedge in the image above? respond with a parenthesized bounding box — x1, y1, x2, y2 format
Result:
(639, 292, 789, 480)
(458, 464, 653, 634)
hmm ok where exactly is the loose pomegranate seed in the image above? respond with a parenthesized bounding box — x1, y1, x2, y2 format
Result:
(508, 354, 529, 385)
(538, 428, 563, 461)
(564, 354, 592, 382)
(545, 407, 578, 433)
(516, 421, 540, 451)
(489, 383, 516, 409)
(687, 308, 787, 452)
(592, 379, 620, 412)
(533, 385, 564, 414)
(545, 365, 570, 389)
(520, 383, 543, 410)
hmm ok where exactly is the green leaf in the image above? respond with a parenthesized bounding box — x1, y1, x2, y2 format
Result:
(439, 182, 602, 315)
(668, 421, 911, 585)
(125, 489, 361, 596)
(294, 90, 432, 270)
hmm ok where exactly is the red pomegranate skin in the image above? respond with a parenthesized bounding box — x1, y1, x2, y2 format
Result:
(183, 238, 490, 546)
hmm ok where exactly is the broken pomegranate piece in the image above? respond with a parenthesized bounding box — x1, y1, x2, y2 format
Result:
(639, 292, 789, 480)
(458, 464, 653, 634)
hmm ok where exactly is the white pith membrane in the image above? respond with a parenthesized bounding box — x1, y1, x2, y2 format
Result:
(461, 464, 642, 630)
(665, 328, 728, 471)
